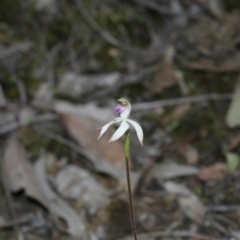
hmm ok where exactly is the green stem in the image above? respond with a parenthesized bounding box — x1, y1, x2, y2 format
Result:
(124, 130, 138, 240)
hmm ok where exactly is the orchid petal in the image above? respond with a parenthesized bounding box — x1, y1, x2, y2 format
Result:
(127, 119, 144, 146)
(109, 120, 129, 143)
(98, 118, 121, 139)
(120, 104, 131, 119)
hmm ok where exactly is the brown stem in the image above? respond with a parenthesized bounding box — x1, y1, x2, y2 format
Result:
(124, 130, 138, 240)
(125, 155, 138, 240)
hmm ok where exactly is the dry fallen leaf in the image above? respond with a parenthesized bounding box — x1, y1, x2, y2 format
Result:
(230, 231, 240, 239)
(169, 0, 187, 26)
(197, 163, 228, 181)
(185, 52, 240, 73)
(55, 165, 110, 208)
(3, 137, 47, 208)
(226, 152, 240, 172)
(0, 41, 33, 60)
(33, 82, 53, 109)
(151, 46, 185, 93)
(226, 77, 240, 128)
(57, 72, 120, 98)
(60, 113, 125, 169)
(217, 53, 240, 73)
(161, 104, 191, 125)
(54, 101, 127, 180)
(3, 142, 94, 238)
(35, 0, 56, 11)
(35, 157, 87, 238)
(164, 181, 205, 223)
(146, 161, 199, 182)
(178, 194, 205, 224)
(179, 144, 199, 165)
(205, 0, 224, 18)
(225, 133, 240, 151)
(164, 181, 192, 195)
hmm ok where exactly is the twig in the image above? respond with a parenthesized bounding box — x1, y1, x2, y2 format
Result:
(206, 205, 240, 212)
(116, 230, 220, 240)
(132, 93, 232, 111)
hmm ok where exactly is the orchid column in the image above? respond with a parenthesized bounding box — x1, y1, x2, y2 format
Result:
(97, 98, 143, 240)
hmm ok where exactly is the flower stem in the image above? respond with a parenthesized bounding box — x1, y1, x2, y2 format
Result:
(124, 130, 138, 240)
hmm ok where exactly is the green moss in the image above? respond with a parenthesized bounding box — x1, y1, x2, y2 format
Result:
(192, 186, 202, 196)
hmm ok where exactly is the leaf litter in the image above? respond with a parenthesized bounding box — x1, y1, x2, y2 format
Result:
(2, 1, 240, 239)
(57, 72, 120, 98)
(3, 136, 47, 208)
(35, 157, 89, 238)
(226, 76, 240, 128)
(54, 101, 129, 180)
(197, 163, 228, 181)
(54, 165, 110, 209)
(164, 181, 205, 224)
(3, 137, 95, 238)
(145, 161, 199, 181)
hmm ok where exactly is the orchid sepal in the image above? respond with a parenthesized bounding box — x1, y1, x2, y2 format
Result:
(126, 119, 144, 146)
(97, 118, 121, 139)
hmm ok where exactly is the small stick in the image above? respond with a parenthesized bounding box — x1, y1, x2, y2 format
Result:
(132, 93, 232, 111)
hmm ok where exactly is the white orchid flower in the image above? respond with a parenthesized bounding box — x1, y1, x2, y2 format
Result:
(97, 98, 143, 146)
